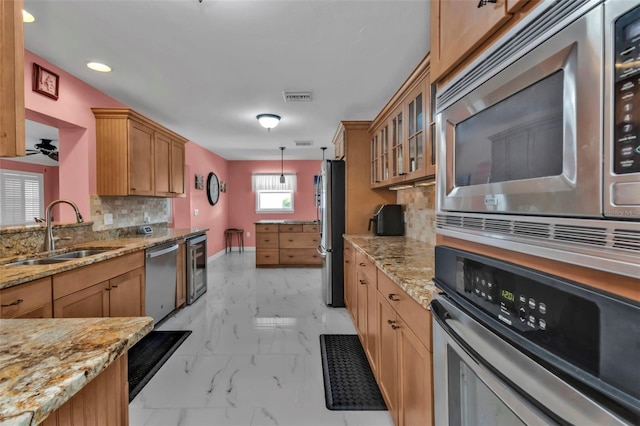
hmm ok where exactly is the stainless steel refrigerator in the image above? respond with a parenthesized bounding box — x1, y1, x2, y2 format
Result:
(317, 160, 345, 307)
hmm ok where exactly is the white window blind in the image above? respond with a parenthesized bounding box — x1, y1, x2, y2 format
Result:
(252, 173, 297, 191)
(0, 170, 44, 226)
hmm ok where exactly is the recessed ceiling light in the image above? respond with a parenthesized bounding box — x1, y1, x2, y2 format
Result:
(22, 10, 35, 23)
(87, 62, 111, 72)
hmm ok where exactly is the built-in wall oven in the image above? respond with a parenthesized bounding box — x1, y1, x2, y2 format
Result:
(435, 0, 640, 278)
(186, 234, 207, 305)
(432, 246, 640, 425)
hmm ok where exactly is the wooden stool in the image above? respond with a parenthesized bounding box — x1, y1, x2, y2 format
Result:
(224, 228, 244, 253)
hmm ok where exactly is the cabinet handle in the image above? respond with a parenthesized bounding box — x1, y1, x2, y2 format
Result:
(1, 298, 23, 307)
(391, 324, 400, 330)
(359, 262, 366, 267)
(131, 188, 136, 190)
(288, 255, 294, 258)
(477, 0, 496, 7)
(105, 288, 111, 291)
(359, 279, 367, 285)
(288, 239, 293, 242)
(345, 260, 350, 263)
(265, 240, 270, 242)
(111, 284, 119, 288)
(387, 319, 396, 325)
(388, 294, 400, 301)
(265, 255, 270, 258)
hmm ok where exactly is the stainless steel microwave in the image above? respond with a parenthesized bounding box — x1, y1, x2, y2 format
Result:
(435, 0, 640, 278)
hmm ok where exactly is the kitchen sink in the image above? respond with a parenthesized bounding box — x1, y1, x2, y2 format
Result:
(51, 249, 111, 259)
(5, 258, 71, 266)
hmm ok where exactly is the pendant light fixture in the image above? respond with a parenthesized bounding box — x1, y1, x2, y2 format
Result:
(257, 114, 281, 132)
(321, 146, 327, 161)
(279, 147, 286, 184)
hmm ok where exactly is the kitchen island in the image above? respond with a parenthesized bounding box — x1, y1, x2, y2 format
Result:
(0, 316, 153, 425)
(254, 220, 321, 267)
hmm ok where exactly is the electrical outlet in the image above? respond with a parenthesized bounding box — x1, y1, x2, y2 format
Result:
(194, 209, 199, 216)
(143, 212, 150, 223)
(247, 231, 251, 237)
(104, 213, 113, 225)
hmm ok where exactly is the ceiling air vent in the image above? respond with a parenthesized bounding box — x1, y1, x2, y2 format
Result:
(294, 140, 314, 147)
(283, 90, 312, 102)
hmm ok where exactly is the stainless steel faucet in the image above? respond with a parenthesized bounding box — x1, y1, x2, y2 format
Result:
(44, 199, 84, 251)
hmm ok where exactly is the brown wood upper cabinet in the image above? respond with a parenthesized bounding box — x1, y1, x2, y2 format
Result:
(0, 0, 25, 157)
(370, 55, 433, 188)
(430, 0, 531, 82)
(92, 108, 187, 197)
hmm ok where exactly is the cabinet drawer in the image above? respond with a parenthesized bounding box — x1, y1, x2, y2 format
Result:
(355, 251, 377, 286)
(378, 271, 432, 351)
(279, 224, 303, 233)
(256, 249, 279, 265)
(303, 224, 319, 233)
(0, 277, 52, 319)
(53, 252, 144, 300)
(279, 248, 322, 265)
(256, 232, 279, 249)
(279, 233, 320, 249)
(256, 224, 279, 233)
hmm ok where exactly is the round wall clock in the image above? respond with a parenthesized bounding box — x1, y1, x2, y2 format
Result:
(206, 172, 220, 205)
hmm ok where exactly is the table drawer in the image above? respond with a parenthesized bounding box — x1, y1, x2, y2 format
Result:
(256, 224, 279, 233)
(355, 251, 377, 287)
(279, 248, 322, 265)
(279, 233, 320, 249)
(0, 277, 52, 319)
(256, 249, 279, 265)
(279, 224, 303, 233)
(303, 224, 319, 233)
(256, 232, 279, 249)
(377, 271, 432, 351)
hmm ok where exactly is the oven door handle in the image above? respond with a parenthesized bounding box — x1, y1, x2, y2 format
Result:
(431, 299, 486, 366)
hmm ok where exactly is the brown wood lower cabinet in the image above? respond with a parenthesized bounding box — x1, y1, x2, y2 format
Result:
(41, 354, 128, 426)
(0, 277, 52, 319)
(344, 241, 434, 426)
(255, 223, 322, 267)
(53, 252, 145, 318)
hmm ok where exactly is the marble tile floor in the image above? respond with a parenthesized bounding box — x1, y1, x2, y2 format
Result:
(129, 252, 394, 426)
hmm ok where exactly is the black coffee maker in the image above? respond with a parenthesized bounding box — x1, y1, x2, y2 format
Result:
(368, 204, 404, 236)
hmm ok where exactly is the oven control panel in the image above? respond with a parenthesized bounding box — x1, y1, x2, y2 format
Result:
(614, 5, 640, 174)
(455, 257, 600, 376)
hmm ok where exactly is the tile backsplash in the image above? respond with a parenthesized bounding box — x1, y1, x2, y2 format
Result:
(90, 195, 171, 231)
(397, 184, 436, 246)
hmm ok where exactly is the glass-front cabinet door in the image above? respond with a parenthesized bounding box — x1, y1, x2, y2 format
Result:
(370, 133, 379, 185)
(381, 124, 389, 182)
(405, 76, 432, 180)
(391, 107, 404, 180)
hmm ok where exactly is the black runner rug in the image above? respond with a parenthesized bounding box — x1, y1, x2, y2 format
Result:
(127, 330, 191, 402)
(319, 334, 387, 411)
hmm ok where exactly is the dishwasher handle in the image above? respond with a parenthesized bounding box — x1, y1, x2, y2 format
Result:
(146, 244, 179, 259)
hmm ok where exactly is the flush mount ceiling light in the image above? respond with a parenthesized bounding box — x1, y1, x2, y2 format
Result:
(22, 10, 35, 23)
(87, 62, 112, 72)
(279, 147, 286, 184)
(257, 114, 281, 132)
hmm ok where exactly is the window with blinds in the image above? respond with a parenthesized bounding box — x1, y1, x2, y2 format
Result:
(0, 170, 45, 226)
(252, 173, 297, 213)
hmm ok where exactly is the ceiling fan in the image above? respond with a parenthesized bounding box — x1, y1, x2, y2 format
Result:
(26, 139, 58, 161)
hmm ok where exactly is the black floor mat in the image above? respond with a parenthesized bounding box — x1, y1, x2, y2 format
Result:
(319, 334, 387, 411)
(127, 330, 191, 402)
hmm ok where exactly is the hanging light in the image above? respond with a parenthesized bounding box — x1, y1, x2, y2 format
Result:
(320, 146, 327, 161)
(279, 147, 286, 183)
(257, 114, 281, 132)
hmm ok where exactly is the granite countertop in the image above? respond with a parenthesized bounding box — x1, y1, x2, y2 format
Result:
(343, 235, 436, 310)
(0, 316, 153, 425)
(0, 228, 207, 290)
(254, 219, 318, 225)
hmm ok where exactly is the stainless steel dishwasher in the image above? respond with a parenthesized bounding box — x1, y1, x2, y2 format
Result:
(145, 243, 179, 325)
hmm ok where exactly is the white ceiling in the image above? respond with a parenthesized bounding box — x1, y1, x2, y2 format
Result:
(22, 0, 430, 161)
(12, 120, 59, 166)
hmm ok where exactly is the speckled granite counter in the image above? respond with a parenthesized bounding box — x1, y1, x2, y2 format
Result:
(0, 228, 207, 290)
(0, 316, 153, 425)
(343, 235, 437, 310)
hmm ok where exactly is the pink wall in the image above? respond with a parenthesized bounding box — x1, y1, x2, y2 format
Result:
(226, 160, 321, 247)
(0, 159, 59, 219)
(173, 142, 229, 257)
(24, 50, 125, 221)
